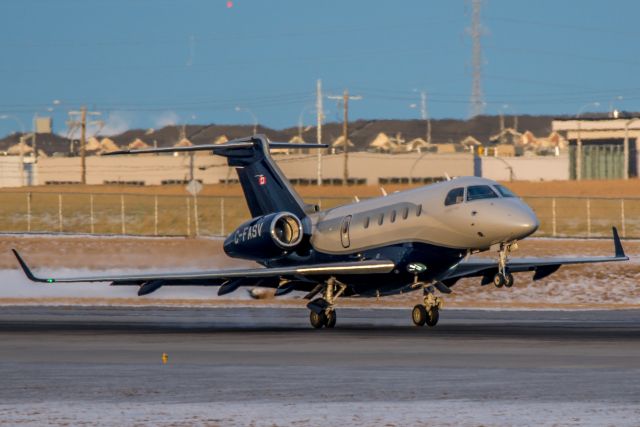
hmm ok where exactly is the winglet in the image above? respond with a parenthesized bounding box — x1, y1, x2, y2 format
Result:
(11, 249, 49, 283)
(612, 227, 626, 258)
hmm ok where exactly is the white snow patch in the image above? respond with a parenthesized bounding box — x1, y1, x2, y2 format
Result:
(0, 400, 638, 427)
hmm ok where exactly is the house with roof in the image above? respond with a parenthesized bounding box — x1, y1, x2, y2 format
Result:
(331, 135, 355, 153)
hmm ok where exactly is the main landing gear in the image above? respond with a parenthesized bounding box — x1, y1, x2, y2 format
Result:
(306, 277, 346, 329)
(493, 242, 516, 288)
(412, 286, 442, 327)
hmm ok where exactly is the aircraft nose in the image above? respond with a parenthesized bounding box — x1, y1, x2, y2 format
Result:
(509, 205, 539, 238)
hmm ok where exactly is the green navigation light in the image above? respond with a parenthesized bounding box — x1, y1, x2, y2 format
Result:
(47, 279, 55, 283)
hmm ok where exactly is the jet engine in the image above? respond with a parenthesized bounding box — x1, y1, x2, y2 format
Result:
(223, 211, 305, 261)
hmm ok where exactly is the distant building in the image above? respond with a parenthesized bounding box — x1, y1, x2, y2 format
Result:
(405, 137, 432, 153)
(98, 138, 120, 154)
(213, 135, 229, 145)
(460, 136, 482, 152)
(489, 128, 523, 146)
(552, 117, 639, 179)
(369, 132, 396, 153)
(331, 135, 355, 153)
(128, 138, 150, 149)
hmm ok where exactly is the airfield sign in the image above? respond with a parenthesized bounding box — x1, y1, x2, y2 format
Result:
(186, 180, 202, 196)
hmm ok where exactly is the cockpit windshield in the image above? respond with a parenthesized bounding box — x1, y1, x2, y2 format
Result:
(466, 185, 498, 201)
(493, 185, 517, 198)
(444, 187, 465, 206)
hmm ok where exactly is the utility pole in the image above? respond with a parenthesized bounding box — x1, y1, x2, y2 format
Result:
(67, 107, 102, 184)
(80, 107, 87, 184)
(316, 79, 323, 185)
(329, 89, 362, 185)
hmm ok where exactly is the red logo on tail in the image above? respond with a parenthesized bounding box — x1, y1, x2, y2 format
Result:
(258, 175, 266, 186)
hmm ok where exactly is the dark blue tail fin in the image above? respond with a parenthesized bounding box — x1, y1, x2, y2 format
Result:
(214, 135, 315, 218)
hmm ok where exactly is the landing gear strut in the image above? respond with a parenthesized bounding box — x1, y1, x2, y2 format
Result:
(412, 286, 442, 327)
(493, 243, 516, 289)
(307, 277, 345, 329)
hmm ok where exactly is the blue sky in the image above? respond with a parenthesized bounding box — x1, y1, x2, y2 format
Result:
(1, 0, 639, 136)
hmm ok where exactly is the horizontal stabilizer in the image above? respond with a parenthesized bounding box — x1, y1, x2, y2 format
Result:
(104, 135, 327, 156)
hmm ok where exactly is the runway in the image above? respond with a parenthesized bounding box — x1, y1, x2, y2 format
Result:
(1, 307, 639, 426)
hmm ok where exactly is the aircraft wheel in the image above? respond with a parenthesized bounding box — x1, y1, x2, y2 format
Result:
(504, 272, 514, 288)
(325, 310, 337, 328)
(426, 307, 439, 327)
(493, 273, 505, 288)
(309, 310, 326, 329)
(412, 304, 427, 326)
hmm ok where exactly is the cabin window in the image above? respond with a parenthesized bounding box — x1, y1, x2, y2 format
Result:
(390, 210, 397, 223)
(402, 207, 409, 219)
(378, 213, 384, 225)
(364, 217, 370, 229)
(444, 187, 465, 206)
(416, 204, 422, 216)
(467, 185, 498, 201)
(494, 185, 516, 198)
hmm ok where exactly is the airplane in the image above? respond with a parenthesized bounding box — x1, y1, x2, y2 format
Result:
(12, 135, 628, 329)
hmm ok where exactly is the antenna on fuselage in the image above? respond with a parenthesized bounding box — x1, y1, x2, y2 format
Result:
(380, 187, 387, 196)
(353, 196, 360, 203)
(444, 173, 452, 181)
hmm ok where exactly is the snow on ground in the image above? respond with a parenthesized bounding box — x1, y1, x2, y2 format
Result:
(1, 401, 638, 427)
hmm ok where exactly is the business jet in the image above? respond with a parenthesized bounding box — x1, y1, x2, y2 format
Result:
(13, 135, 628, 328)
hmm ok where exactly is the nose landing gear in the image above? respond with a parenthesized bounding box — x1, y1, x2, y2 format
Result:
(494, 242, 516, 288)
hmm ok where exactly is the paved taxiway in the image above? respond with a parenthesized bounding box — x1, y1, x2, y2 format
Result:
(1, 307, 639, 426)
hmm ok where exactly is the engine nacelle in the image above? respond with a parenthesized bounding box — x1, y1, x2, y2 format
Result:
(223, 212, 304, 261)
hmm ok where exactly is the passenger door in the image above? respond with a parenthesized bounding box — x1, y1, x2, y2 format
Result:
(340, 215, 352, 248)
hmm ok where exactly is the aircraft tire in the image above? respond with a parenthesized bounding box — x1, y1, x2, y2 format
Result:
(325, 310, 337, 328)
(504, 272, 514, 288)
(309, 311, 326, 329)
(493, 273, 505, 288)
(412, 304, 427, 326)
(426, 308, 439, 327)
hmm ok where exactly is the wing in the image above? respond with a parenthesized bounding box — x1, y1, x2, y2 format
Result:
(441, 227, 628, 283)
(12, 249, 394, 292)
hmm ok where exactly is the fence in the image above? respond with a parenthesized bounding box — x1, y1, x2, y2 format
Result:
(0, 191, 638, 238)
(0, 192, 352, 238)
